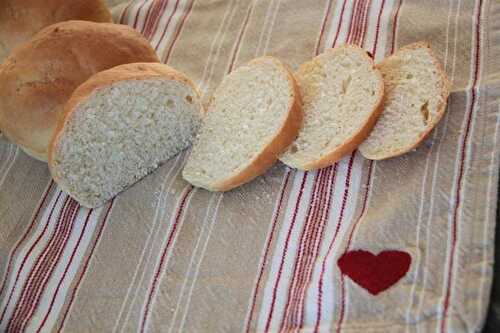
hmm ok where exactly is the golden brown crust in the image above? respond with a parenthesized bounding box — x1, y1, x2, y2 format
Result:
(211, 57, 303, 191)
(300, 47, 384, 170)
(360, 41, 451, 160)
(0, 21, 159, 161)
(48, 63, 202, 171)
(0, 0, 111, 62)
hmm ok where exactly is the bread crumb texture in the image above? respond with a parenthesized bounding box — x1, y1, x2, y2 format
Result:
(359, 44, 450, 159)
(51, 79, 201, 207)
(280, 46, 383, 169)
(183, 57, 294, 191)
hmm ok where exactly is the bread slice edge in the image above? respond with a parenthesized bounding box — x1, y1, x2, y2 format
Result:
(208, 57, 303, 191)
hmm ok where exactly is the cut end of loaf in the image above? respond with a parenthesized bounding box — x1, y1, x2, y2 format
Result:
(359, 42, 451, 160)
(183, 57, 299, 191)
(50, 78, 202, 208)
(280, 45, 384, 170)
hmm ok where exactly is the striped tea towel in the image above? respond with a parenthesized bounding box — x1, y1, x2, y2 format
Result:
(1, 0, 499, 332)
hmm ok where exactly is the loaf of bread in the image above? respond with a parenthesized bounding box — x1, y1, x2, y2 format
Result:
(0, 21, 159, 161)
(0, 0, 112, 62)
(280, 45, 384, 170)
(183, 56, 302, 191)
(359, 42, 451, 160)
(49, 63, 203, 208)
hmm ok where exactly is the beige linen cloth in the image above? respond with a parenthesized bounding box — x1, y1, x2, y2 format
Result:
(1, 0, 500, 332)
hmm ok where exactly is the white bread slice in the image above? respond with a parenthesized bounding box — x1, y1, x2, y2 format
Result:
(49, 63, 203, 208)
(280, 45, 384, 170)
(359, 42, 451, 160)
(182, 56, 302, 191)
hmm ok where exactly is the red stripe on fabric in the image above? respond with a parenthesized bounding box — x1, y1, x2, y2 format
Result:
(371, 0, 386, 55)
(15, 200, 80, 332)
(119, 0, 135, 24)
(263, 173, 309, 333)
(20, 201, 79, 331)
(332, 0, 349, 48)
(288, 168, 334, 332)
(36, 209, 93, 333)
(145, 0, 168, 38)
(441, 1, 483, 331)
(347, 0, 360, 44)
(57, 200, 114, 333)
(132, 0, 151, 32)
(162, 0, 195, 63)
(351, 0, 367, 44)
(315, 0, 334, 55)
(278, 171, 324, 332)
(298, 167, 337, 330)
(292, 170, 331, 327)
(7, 196, 73, 331)
(346, 0, 361, 45)
(0, 181, 53, 300)
(244, 170, 292, 333)
(141, 1, 158, 34)
(151, 0, 172, 37)
(0, 190, 63, 324)
(390, 0, 402, 54)
(10, 198, 74, 329)
(314, 153, 355, 333)
(227, 0, 256, 73)
(357, 0, 370, 43)
(359, 0, 372, 48)
(154, 0, 180, 51)
(282, 167, 333, 332)
(140, 187, 193, 333)
(143, 0, 159, 36)
(290, 168, 331, 331)
(9, 199, 78, 331)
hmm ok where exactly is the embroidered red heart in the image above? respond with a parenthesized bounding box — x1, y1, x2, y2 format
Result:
(337, 250, 411, 295)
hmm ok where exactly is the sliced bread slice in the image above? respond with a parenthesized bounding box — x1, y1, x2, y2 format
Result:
(182, 56, 302, 191)
(49, 63, 203, 208)
(279, 45, 384, 170)
(359, 42, 451, 160)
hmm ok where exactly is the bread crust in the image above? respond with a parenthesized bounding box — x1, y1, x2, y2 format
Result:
(207, 57, 303, 191)
(280, 45, 385, 170)
(0, 21, 159, 161)
(0, 0, 112, 62)
(360, 41, 451, 160)
(48, 62, 203, 186)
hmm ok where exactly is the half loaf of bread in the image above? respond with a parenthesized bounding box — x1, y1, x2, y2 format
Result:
(359, 42, 451, 160)
(49, 63, 203, 208)
(182, 56, 302, 191)
(0, 20, 159, 161)
(280, 45, 384, 170)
